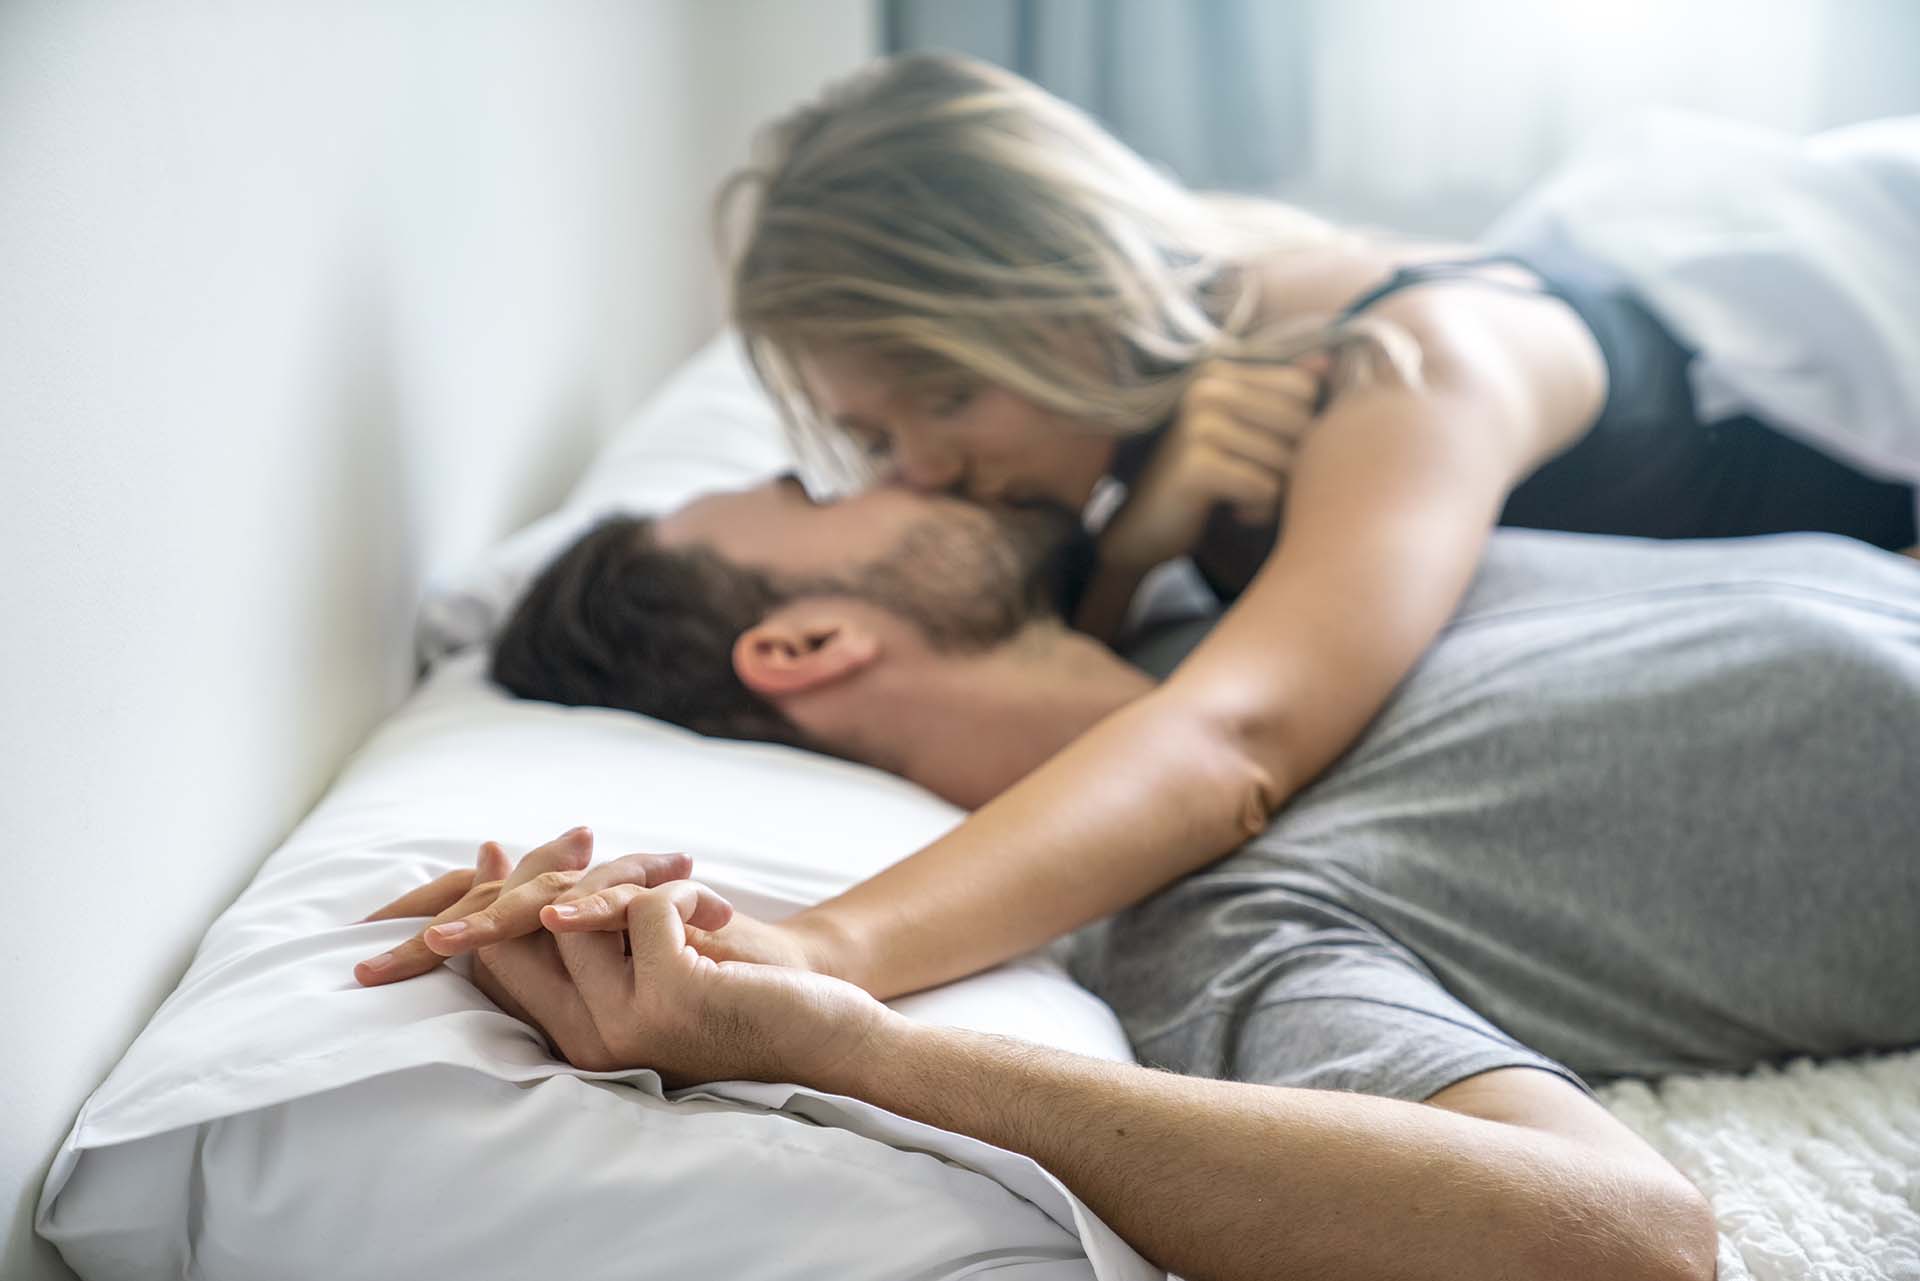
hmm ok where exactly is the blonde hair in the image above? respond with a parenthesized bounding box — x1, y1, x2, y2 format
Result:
(719, 52, 1414, 488)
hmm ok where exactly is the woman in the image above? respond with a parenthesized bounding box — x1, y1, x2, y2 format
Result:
(359, 54, 1918, 1000)
(726, 57, 1920, 627)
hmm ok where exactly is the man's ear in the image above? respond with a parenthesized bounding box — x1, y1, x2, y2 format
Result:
(733, 601, 882, 698)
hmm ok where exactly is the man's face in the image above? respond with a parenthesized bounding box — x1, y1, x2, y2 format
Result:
(656, 475, 1091, 651)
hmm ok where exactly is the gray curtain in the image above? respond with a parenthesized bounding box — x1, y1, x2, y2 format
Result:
(885, 0, 1920, 236)
(884, 0, 1314, 191)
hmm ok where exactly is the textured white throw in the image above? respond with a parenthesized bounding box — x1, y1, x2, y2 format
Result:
(1597, 1048, 1920, 1279)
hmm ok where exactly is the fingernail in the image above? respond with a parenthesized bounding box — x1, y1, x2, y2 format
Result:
(362, 953, 394, 973)
(430, 921, 470, 938)
(567, 826, 590, 839)
(549, 905, 579, 919)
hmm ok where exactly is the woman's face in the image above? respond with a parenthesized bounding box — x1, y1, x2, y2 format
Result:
(798, 347, 1117, 511)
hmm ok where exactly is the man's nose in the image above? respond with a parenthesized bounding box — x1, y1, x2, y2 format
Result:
(891, 434, 967, 494)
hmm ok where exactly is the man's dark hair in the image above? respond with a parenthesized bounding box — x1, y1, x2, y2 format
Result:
(492, 497, 1091, 748)
(490, 516, 809, 747)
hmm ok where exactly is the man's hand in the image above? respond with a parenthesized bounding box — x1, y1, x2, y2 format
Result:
(352, 827, 694, 986)
(533, 882, 894, 1088)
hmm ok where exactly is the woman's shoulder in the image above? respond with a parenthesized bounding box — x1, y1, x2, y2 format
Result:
(1248, 233, 1537, 325)
(1247, 229, 1606, 460)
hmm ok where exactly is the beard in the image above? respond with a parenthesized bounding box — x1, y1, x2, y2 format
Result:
(785, 500, 1095, 652)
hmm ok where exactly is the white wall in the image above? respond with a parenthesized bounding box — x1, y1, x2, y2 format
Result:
(0, 3, 875, 1276)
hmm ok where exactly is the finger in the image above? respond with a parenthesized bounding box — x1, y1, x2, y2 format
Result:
(1187, 366, 1319, 422)
(561, 851, 695, 902)
(420, 845, 675, 956)
(360, 867, 476, 923)
(1189, 409, 1296, 474)
(1174, 408, 1295, 488)
(1194, 387, 1313, 448)
(475, 936, 615, 1069)
(543, 880, 732, 935)
(568, 883, 724, 1063)
(553, 883, 703, 989)
(623, 882, 714, 970)
(423, 867, 586, 955)
(501, 826, 594, 892)
(553, 922, 630, 992)
(476, 840, 512, 884)
(552, 920, 635, 1051)
(355, 877, 503, 986)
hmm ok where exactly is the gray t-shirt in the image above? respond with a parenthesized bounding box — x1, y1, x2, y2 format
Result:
(1070, 531, 1920, 1103)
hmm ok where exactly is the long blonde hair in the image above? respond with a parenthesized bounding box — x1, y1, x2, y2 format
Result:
(719, 52, 1413, 488)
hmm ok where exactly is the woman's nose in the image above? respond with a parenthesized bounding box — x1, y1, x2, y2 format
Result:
(890, 435, 967, 494)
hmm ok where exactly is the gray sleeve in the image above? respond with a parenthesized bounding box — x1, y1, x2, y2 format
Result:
(1125, 930, 1595, 1105)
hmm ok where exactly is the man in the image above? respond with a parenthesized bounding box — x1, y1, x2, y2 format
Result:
(361, 475, 1920, 1280)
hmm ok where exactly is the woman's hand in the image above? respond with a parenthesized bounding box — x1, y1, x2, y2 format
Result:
(1099, 356, 1327, 575)
(352, 827, 693, 986)
(352, 826, 837, 987)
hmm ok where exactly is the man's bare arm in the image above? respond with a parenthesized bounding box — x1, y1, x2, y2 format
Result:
(475, 877, 1718, 1281)
(819, 1021, 1717, 1281)
(355, 839, 1717, 1281)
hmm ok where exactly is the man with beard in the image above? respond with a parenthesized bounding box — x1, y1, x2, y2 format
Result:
(359, 474, 1920, 1281)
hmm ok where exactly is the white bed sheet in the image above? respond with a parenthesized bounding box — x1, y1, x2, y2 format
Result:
(1598, 1048, 1920, 1279)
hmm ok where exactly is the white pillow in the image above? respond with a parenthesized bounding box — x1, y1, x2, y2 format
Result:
(40, 331, 1163, 1279)
(39, 650, 1157, 1279)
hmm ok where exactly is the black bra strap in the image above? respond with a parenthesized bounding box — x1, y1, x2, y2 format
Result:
(1338, 253, 1549, 321)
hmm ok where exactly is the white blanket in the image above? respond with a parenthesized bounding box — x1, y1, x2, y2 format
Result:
(1598, 1047, 1920, 1278)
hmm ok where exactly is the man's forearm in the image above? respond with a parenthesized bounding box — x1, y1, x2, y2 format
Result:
(824, 1018, 1710, 1281)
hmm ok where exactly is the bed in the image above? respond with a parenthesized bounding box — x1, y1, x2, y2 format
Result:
(37, 335, 1920, 1279)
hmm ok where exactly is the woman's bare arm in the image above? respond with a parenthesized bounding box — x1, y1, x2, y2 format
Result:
(790, 284, 1605, 998)
(357, 282, 1606, 996)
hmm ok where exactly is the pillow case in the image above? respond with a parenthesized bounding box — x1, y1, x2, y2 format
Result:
(39, 650, 1155, 1279)
(39, 328, 1163, 1279)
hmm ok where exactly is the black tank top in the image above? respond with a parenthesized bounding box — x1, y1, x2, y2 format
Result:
(1112, 251, 1918, 601)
